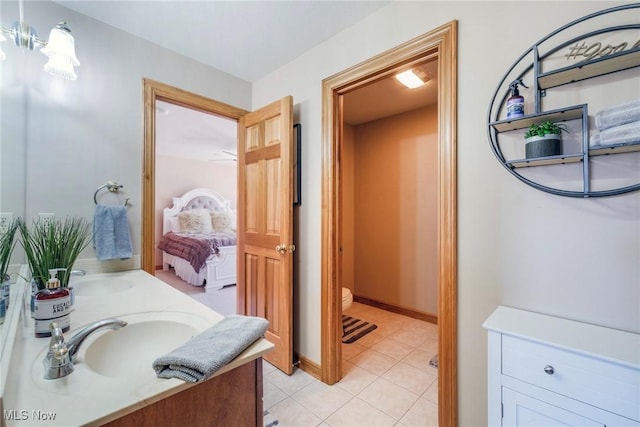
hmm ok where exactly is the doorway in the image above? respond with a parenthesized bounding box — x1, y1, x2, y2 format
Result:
(320, 21, 458, 427)
(153, 100, 239, 315)
(142, 81, 296, 375)
(341, 58, 439, 321)
(141, 80, 248, 315)
(141, 79, 248, 277)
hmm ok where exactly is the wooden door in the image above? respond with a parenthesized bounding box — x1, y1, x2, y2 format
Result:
(237, 96, 294, 375)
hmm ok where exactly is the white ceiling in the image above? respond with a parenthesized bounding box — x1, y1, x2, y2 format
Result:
(53, 0, 391, 82)
(155, 100, 238, 162)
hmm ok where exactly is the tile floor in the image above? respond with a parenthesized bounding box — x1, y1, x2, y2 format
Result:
(263, 302, 439, 427)
(157, 270, 439, 426)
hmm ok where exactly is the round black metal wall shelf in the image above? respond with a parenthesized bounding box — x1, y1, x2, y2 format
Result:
(487, 3, 640, 198)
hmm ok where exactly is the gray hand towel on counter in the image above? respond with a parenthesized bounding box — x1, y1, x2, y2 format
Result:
(152, 315, 269, 383)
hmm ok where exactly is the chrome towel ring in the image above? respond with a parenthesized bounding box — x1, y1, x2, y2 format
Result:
(94, 181, 130, 206)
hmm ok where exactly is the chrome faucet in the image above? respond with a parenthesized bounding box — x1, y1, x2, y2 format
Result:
(43, 322, 74, 380)
(43, 318, 127, 380)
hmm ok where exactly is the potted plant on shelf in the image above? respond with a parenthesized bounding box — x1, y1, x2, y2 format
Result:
(0, 218, 20, 308)
(524, 120, 567, 159)
(19, 216, 91, 291)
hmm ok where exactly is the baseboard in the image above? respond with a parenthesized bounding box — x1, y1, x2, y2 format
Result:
(353, 295, 438, 325)
(296, 354, 321, 380)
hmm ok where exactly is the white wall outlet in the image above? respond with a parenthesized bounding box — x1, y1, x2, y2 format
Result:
(0, 213, 13, 234)
(38, 213, 55, 231)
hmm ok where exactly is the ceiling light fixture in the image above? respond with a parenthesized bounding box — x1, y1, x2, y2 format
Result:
(0, 2, 80, 80)
(395, 69, 429, 89)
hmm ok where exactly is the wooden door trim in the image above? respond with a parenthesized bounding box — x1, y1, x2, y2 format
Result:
(320, 21, 458, 426)
(141, 79, 248, 275)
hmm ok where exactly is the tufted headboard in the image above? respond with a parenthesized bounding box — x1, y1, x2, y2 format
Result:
(162, 188, 232, 235)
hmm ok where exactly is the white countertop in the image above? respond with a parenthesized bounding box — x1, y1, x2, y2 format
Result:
(483, 305, 640, 369)
(2, 269, 273, 427)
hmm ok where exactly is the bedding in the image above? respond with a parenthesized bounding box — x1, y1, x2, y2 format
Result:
(160, 188, 238, 291)
(178, 209, 213, 234)
(158, 231, 236, 272)
(210, 211, 235, 233)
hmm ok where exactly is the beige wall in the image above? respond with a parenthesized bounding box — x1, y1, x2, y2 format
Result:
(341, 124, 355, 293)
(350, 106, 438, 315)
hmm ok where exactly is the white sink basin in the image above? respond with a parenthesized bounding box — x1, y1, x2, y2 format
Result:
(81, 312, 213, 378)
(71, 277, 134, 296)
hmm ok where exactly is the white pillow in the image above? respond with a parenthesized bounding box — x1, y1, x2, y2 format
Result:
(178, 209, 213, 234)
(210, 211, 233, 233)
(169, 216, 181, 233)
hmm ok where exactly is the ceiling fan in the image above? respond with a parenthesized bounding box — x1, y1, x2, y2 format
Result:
(208, 150, 237, 162)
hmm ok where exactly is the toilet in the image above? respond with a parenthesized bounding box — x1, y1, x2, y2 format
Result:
(341, 287, 353, 312)
(341, 288, 353, 337)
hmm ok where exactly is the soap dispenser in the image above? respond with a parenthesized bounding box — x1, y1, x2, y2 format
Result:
(33, 269, 71, 338)
(506, 78, 528, 119)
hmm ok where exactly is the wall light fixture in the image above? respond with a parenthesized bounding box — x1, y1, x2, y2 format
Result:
(0, 19, 80, 80)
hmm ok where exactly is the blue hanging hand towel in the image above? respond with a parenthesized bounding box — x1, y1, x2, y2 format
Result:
(93, 204, 133, 260)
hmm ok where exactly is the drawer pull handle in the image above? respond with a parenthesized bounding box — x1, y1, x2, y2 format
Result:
(544, 365, 555, 375)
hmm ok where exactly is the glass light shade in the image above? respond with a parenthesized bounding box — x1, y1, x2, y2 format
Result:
(395, 70, 425, 89)
(44, 54, 77, 80)
(40, 25, 79, 66)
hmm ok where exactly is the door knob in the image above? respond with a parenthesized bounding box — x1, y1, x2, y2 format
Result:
(276, 244, 287, 254)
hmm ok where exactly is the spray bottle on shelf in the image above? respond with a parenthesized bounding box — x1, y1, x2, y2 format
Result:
(32, 268, 71, 337)
(506, 78, 528, 119)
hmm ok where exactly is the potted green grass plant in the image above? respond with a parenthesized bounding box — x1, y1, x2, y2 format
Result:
(524, 120, 568, 159)
(19, 217, 91, 290)
(1, 218, 20, 307)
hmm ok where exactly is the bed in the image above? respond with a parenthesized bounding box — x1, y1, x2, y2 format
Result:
(159, 188, 237, 292)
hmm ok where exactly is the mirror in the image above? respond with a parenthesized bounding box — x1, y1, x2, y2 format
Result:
(0, 0, 27, 368)
(0, 0, 142, 270)
(0, 0, 252, 368)
(1, 0, 27, 246)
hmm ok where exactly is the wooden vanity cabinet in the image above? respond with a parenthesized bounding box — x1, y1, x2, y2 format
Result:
(102, 358, 264, 427)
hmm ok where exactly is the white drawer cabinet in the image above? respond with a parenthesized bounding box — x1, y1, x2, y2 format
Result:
(484, 306, 640, 427)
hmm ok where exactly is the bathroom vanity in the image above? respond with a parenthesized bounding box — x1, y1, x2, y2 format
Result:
(0, 269, 273, 427)
(484, 306, 640, 426)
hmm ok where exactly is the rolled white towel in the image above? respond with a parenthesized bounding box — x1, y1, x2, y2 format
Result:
(595, 99, 640, 131)
(599, 120, 640, 146)
(589, 132, 601, 148)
